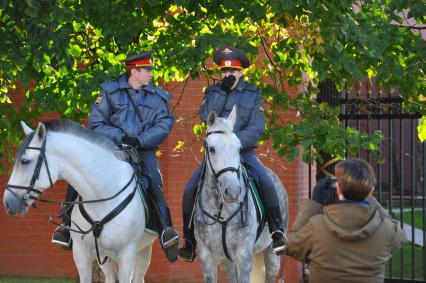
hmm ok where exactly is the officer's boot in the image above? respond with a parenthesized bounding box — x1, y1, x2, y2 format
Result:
(178, 213, 197, 262)
(52, 185, 78, 249)
(266, 206, 287, 255)
(157, 206, 180, 263)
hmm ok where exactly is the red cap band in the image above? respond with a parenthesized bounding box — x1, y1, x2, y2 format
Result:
(125, 58, 151, 69)
(219, 59, 243, 69)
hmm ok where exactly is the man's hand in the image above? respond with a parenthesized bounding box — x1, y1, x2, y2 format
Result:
(121, 135, 141, 149)
(312, 176, 337, 205)
(220, 75, 236, 93)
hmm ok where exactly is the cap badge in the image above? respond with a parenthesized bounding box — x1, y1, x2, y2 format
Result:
(222, 48, 232, 54)
(224, 60, 232, 66)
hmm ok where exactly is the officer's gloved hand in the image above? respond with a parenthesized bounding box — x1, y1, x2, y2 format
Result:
(221, 75, 236, 94)
(121, 135, 141, 149)
(312, 176, 337, 205)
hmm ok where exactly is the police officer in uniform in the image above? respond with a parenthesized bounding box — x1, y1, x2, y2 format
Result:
(52, 50, 180, 263)
(178, 47, 287, 262)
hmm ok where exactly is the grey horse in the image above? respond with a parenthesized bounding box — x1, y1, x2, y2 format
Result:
(193, 106, 288, 283)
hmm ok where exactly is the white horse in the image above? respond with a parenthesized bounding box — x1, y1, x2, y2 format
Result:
(194, 107, 288, 282)
(3, 119, 156, 283)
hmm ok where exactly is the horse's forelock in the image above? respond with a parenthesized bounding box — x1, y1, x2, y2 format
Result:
(15, 132, 36, 165)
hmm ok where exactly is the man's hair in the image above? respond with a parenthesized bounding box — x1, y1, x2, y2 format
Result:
(335, 158, 376, 201)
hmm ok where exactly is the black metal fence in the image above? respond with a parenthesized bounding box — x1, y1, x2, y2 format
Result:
(314, 79, 425, 282)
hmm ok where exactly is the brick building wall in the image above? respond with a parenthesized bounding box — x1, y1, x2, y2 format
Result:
(0, 78, 309, 282)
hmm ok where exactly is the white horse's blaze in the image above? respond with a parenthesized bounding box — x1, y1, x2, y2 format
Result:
(195, 106, 289, 283)
(3, 120, 156, 283)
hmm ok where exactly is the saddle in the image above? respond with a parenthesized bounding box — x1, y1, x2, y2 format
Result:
(242, 165, 267, 241)
(137, 176, 159, 233)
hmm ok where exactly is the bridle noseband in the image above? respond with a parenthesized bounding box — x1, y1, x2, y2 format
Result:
(6, 138, 54, 204)
(204, 130, 241, 202)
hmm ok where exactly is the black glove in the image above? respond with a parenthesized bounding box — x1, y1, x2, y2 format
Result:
(121, 135, 141, 149)
(312, 176, 337, 205)
(220, 75, 236, 93)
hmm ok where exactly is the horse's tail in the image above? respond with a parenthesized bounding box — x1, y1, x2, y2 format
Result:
(250, 252, 265, 282)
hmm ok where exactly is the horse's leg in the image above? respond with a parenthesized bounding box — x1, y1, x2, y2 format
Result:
(72, 241, 92, 283)
(219, 260, 238, 283)
(263, 245, 280, 283)
(198, 248, 217, 283)
(235, 250, 253, 283)
(132, 245, 153, 283)
(118, 244, 137, 282)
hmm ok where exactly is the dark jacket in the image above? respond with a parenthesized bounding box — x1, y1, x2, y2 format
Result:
(88, 75, 174, 148)
(199, 79, 264, 149)
(286, 197, 406, 283)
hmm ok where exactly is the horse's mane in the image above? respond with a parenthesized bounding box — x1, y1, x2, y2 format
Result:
(16, 119, 126, 162)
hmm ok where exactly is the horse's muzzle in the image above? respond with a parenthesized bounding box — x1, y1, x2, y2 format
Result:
(3, 191, 27, 215)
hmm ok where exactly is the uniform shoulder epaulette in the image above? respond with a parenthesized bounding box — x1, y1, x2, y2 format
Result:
(100, 80, 120, 95)
(243, 82, 259, 92)
(155, 86, 173, 102)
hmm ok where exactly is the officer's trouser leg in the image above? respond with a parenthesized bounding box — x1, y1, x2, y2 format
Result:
(241, 151, 287, 254)
(139, 149, 179, 263)
(52, 184, 78, 248)
(179, 164, 202, 262)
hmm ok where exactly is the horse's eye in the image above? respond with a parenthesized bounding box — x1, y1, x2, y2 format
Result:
(21, 159, 30, 165)
(209, 147, 216, 153)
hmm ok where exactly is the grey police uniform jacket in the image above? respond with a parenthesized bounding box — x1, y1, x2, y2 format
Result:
(199, 79, 265, 149)
(88, 75, 174, 148)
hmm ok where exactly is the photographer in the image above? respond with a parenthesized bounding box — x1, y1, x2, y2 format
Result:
(285, 158, 406, 283)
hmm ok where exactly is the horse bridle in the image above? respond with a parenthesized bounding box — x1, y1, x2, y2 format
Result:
(204, 130, 241, 202)
(6, 138, 54, 204)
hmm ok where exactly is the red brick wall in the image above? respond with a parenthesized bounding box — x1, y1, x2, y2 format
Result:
(0, 78, 309, 282)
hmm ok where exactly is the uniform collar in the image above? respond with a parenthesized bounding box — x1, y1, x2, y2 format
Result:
(119, 75, 133, 90)
(235, 78, 246, 92)
(141, 83, 156, 93)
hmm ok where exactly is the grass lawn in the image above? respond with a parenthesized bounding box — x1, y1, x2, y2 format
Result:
(386, 241, 425, 280)
(389, 208, 424, 230)
(401, 210, 424, 230)
(0, 278, 74, 283)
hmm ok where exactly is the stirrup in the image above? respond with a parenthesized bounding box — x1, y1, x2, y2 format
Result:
(271, 230, 287, 255)
(51, 226, 72, 249)
(161, 227, 180, 263)
(178, 240, 197, 262)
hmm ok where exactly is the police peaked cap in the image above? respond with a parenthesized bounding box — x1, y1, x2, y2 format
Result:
(121, 50, 155, 70)
(213, 46, 250, 69)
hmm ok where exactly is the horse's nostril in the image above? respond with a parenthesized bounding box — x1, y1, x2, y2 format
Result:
(225, 188, 229, 195)
(4, 201, 9, 211)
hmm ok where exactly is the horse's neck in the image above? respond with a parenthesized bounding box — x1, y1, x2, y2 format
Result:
(48, 133, 133, 201)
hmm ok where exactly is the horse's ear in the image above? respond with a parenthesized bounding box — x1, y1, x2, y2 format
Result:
(21, 121, 34, 136)
(207, 111, 217, 127)
(35, 122, 47, 141)
(227, 105, 237, 127)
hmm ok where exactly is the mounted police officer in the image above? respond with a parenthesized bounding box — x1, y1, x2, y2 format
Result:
(178, 47, 287, 262)
(51, 50, 180, 263)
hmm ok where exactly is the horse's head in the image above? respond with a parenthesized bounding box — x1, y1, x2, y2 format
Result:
(205, 105, 242, 203)
(3, 121, 58, 215)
